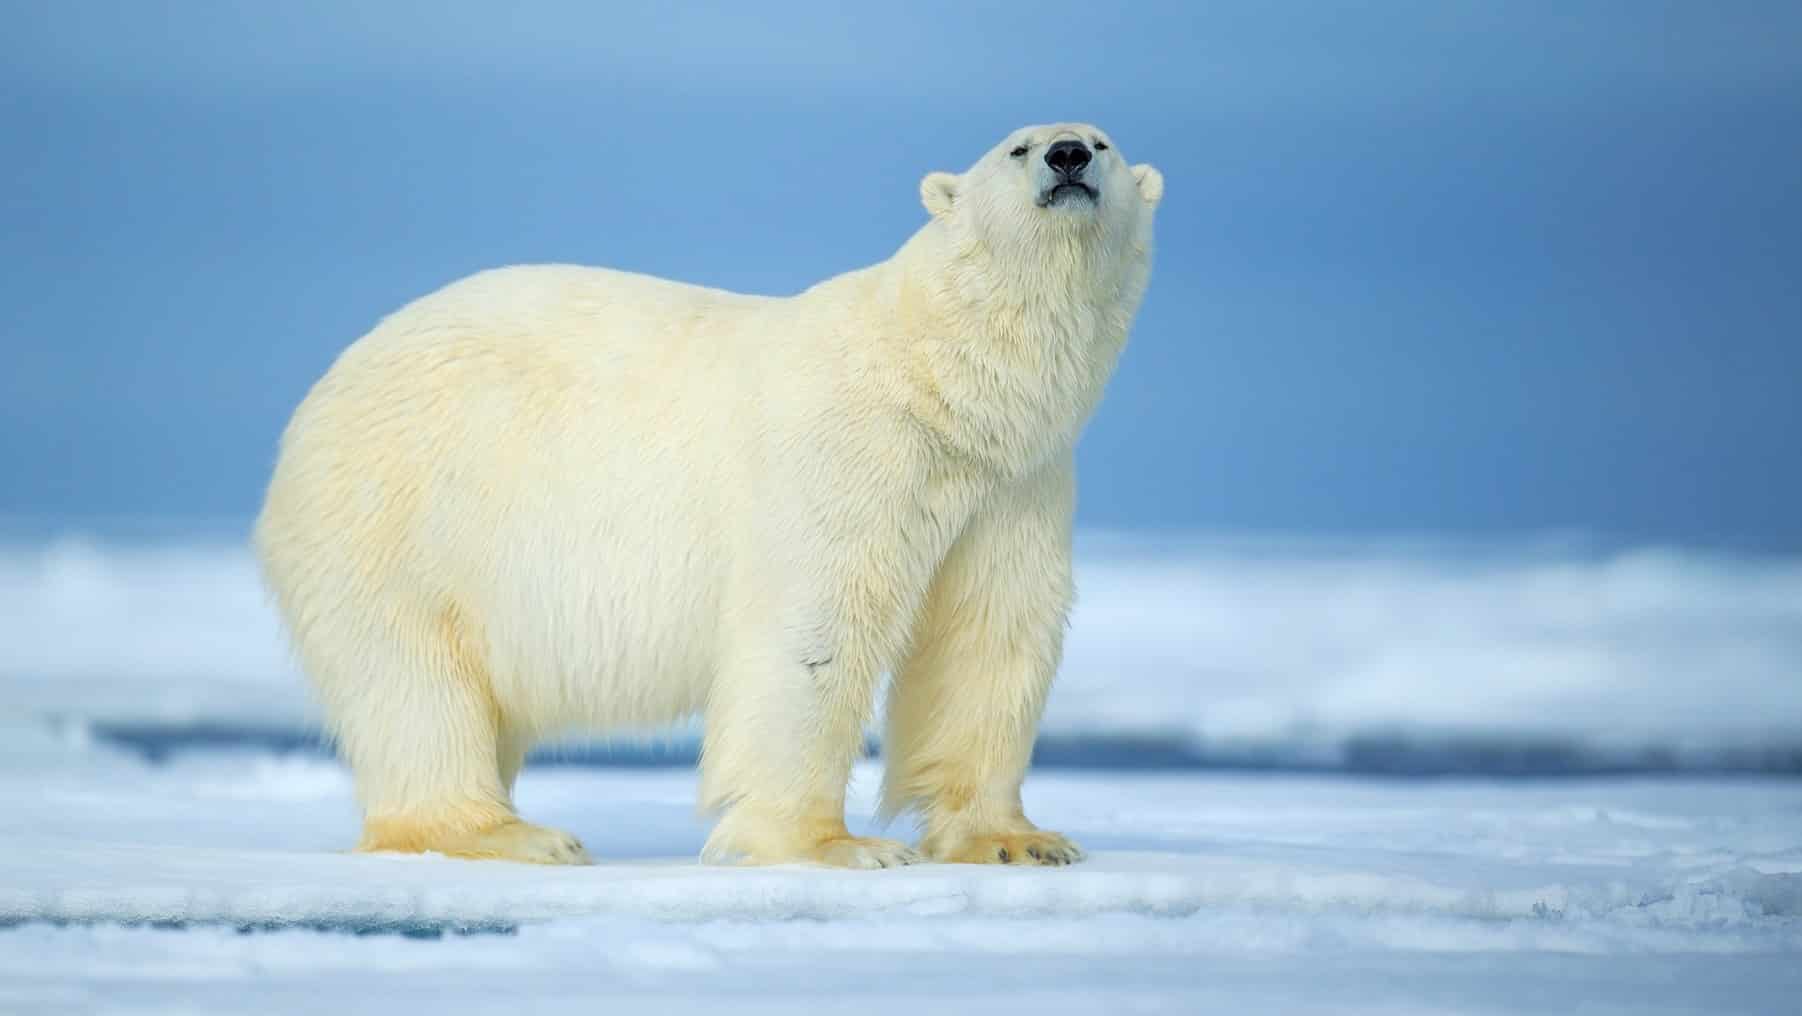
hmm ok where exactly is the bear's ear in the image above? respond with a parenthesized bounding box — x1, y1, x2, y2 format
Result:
(1131, 164, 1164, 206)
(920, 171, 959, 218)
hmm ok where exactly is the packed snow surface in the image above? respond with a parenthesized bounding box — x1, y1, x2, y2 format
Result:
(5, 530, 1801, 767)
(3, 529, 1799, 1011)
(4, 727, 1801, 1014)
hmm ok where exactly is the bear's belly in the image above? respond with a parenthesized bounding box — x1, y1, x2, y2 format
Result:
(478, 549, 724, 735)
(438, 445, 735, 737)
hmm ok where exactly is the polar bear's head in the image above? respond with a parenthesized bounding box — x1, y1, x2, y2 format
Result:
(919, 123, 1162, 252)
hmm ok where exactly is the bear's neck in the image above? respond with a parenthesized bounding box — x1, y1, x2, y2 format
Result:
(883, 221, 1147, 477)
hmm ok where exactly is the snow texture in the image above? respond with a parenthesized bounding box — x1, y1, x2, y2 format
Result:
(3, 530, 1800, 1012)
(5, 531, 1802, 768)
(3, 727, 1801, 1013)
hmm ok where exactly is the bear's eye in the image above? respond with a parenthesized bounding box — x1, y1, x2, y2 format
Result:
(1009, 144, 1029, 158)
(1094, 140, 1109, 151)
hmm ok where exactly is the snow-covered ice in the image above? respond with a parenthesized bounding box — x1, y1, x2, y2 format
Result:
(5, 723, 1801, 1013)
(6, 531, 1802, 766)
(3, 530, 1800, 1012)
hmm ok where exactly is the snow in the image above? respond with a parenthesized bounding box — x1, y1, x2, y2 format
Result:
(4, 529, 1801, 1011)
(4, 723, 1802, 1013)
(6, 531, 1802, 766)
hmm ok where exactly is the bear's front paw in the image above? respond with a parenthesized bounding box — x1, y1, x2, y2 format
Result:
(476, 821, 592, 865)
(930, 829, 1084, 866)
(807, 835, 921, 869)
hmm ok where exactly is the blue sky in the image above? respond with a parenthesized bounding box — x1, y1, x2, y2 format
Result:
(4, 1, 1800, 550)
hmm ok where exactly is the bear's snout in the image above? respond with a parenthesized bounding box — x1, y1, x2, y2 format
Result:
(1044, 140, 1091, 179)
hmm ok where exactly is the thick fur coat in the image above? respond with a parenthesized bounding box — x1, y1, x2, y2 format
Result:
(256, 123, 1162, 866)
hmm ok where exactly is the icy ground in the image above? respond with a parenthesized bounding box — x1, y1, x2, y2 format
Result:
(3, 531, 1800, 1011)
(5, 530, 1802, 768)
(4, 725, 1801, 1014)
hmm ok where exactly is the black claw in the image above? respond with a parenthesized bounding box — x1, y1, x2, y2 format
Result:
(1027, 846, 1042, 861)
(997, 847, 1011, 863)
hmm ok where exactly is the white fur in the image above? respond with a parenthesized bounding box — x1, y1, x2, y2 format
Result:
(255, 123, 1161, 867)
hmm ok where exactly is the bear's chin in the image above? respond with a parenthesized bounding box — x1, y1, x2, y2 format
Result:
(1037, 183, 1098, 210)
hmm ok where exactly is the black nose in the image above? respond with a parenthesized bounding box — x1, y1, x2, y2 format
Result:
(1044, 140, 1091, 178)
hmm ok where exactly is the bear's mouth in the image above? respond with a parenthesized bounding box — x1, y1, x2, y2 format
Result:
(1038, 182, 1098, 208)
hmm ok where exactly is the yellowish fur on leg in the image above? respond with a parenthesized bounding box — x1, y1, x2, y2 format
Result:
(705, 810, 919, 869)
(359, 811, 591, 865)
(806, 834, 921, 870)
(883, 460, 1086, 868)
(927, 826, 1084, 866)
(894, 767, 1086, 866)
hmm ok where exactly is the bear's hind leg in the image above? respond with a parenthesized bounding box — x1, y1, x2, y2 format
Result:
(310, 602, 589, 865)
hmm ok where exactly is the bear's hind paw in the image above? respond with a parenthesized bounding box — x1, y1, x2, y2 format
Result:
(360, 818, 592, 866)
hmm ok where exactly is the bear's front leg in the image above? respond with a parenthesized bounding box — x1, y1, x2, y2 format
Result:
(698, 617, 918, 868)
(882, 457, 1085, 866)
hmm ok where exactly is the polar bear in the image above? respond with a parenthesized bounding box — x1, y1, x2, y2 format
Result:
(256, 123, 1162, 868)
